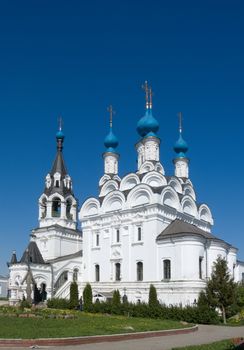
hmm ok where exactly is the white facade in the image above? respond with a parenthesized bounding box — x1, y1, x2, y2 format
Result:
(8, 101, 244, 306)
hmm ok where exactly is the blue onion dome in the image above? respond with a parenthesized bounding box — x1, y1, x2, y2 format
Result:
(56, 129, 64, 140)
(174, 134, 188, 158)
(137, 108, 159, 138)
(104, 129, 119, 152)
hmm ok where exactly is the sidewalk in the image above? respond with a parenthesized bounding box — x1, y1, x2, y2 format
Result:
(51, 325, 244, 350)
(2, 325, 244, 350)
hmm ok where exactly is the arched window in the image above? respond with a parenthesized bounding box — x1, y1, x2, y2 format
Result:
(116, 229, 120, 243)
(52, 197, 61, 217)
(73, 268, 78, 282)
(115, 263, 121, 281)
(138, 227, 142, 241)
(137, 262, 143, 281)
(95, 264, 100, 282)
(199, 257, 203, 279)
(55, 180, 60, 188)
(66, 199, 72, 220)
(96, 234, 99, 246)
(163, 259, 171, 280)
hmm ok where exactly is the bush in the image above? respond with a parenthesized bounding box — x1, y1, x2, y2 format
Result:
(111, 290, 121, 314)
(148, 284, 158, 308)
(83, 283, 92, 311)
(69, 282, 79, 309)
(47, 298, 70, 309)
(20, 298, 31, 309)
(87, 298, 220, 324)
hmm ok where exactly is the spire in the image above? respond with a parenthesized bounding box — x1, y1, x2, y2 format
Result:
(137, 81, 159, 138)
(8, 250, 17, 266)
(174, 112, 188, 158)
(104, 105, 119, 152)
(103, 105, 119, 175)
(173, 112, 189, 178)
(44, 121, 73, 197)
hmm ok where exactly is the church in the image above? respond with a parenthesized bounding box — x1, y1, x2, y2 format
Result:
(8, 83, 244, 306)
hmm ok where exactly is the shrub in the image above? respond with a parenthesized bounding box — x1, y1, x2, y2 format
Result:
(69, 281, 79, 309)
(47, 298, 70, 309)
(83, 283, 92, 311)
(111, 290, 121, 314)
(148, 284, 158, 308)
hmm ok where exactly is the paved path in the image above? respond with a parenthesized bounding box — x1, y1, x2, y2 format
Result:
(2, 325, 244, 350)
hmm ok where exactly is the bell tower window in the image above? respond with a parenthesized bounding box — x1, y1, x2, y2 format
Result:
(52, 197, 61, 217)
(55, 180, 60, 188)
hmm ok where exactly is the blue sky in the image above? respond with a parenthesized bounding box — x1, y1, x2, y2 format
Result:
(0, 0, 243, 274)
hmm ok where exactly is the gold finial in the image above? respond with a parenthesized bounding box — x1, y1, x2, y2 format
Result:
(142, 80, 149, 109)
(107, 105, 115, 128)
(178, 112, 183, 134)
(149, 86, 153, 109)
(58, 116, 63, 131)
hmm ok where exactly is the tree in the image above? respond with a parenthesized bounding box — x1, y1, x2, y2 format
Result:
(111, 289, 121, 314)
(112, 290, 121, 306)
(69, 281, 79, 309)
(83, 283, 92, 311)
(205, 256, 236, 324)
(148, 284, 158, 308)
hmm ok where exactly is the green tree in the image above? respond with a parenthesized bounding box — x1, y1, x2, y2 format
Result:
(236, 284, 244, 308)
(148, 284, 158, 308)
(69, 281, 79, 309)
(112, 289, 121, 306)
(205, 256, 236, 324)
(83, 283, 93, 311)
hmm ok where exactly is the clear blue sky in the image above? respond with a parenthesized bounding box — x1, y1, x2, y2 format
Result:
(0, 0, 243, 274)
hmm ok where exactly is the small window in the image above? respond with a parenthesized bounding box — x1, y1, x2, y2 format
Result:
(115, 262, 121, 281)
(138, 227, 142, 241)
(163, 259, 171, 280)
(95, 264, 100, 282)
(137, 261, 143, 281)
(116, 229, 120, 243)
(96, 234, 99, 247)
(199, 257, 203, 279)
(55, 180, 59, 188)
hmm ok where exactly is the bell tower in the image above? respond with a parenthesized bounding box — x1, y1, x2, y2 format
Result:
(38, 121, 77, 230)
(32, 121, 82, 261)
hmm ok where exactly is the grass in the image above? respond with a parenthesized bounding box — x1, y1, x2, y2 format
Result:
(0, 312, 192, 339)
(172, 339, 234, 350)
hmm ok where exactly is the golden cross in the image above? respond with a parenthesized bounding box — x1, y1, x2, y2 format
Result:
(58, 116, 63, 131)
(178, 112, 183, 134)
(142, 80, 149, 109)
(149, 86, 153, 109)
(107, 105, 115, 128)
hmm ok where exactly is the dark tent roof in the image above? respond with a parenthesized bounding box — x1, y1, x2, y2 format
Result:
(20, 241, 45, 264)
(157, 219, 216, 241)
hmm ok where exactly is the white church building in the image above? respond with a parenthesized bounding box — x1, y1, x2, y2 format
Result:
(8, 84, 244, 306)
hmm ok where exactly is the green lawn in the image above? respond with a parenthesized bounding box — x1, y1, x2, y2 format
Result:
(172, 340, 234, 350)
(0, 313, 191, 339)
